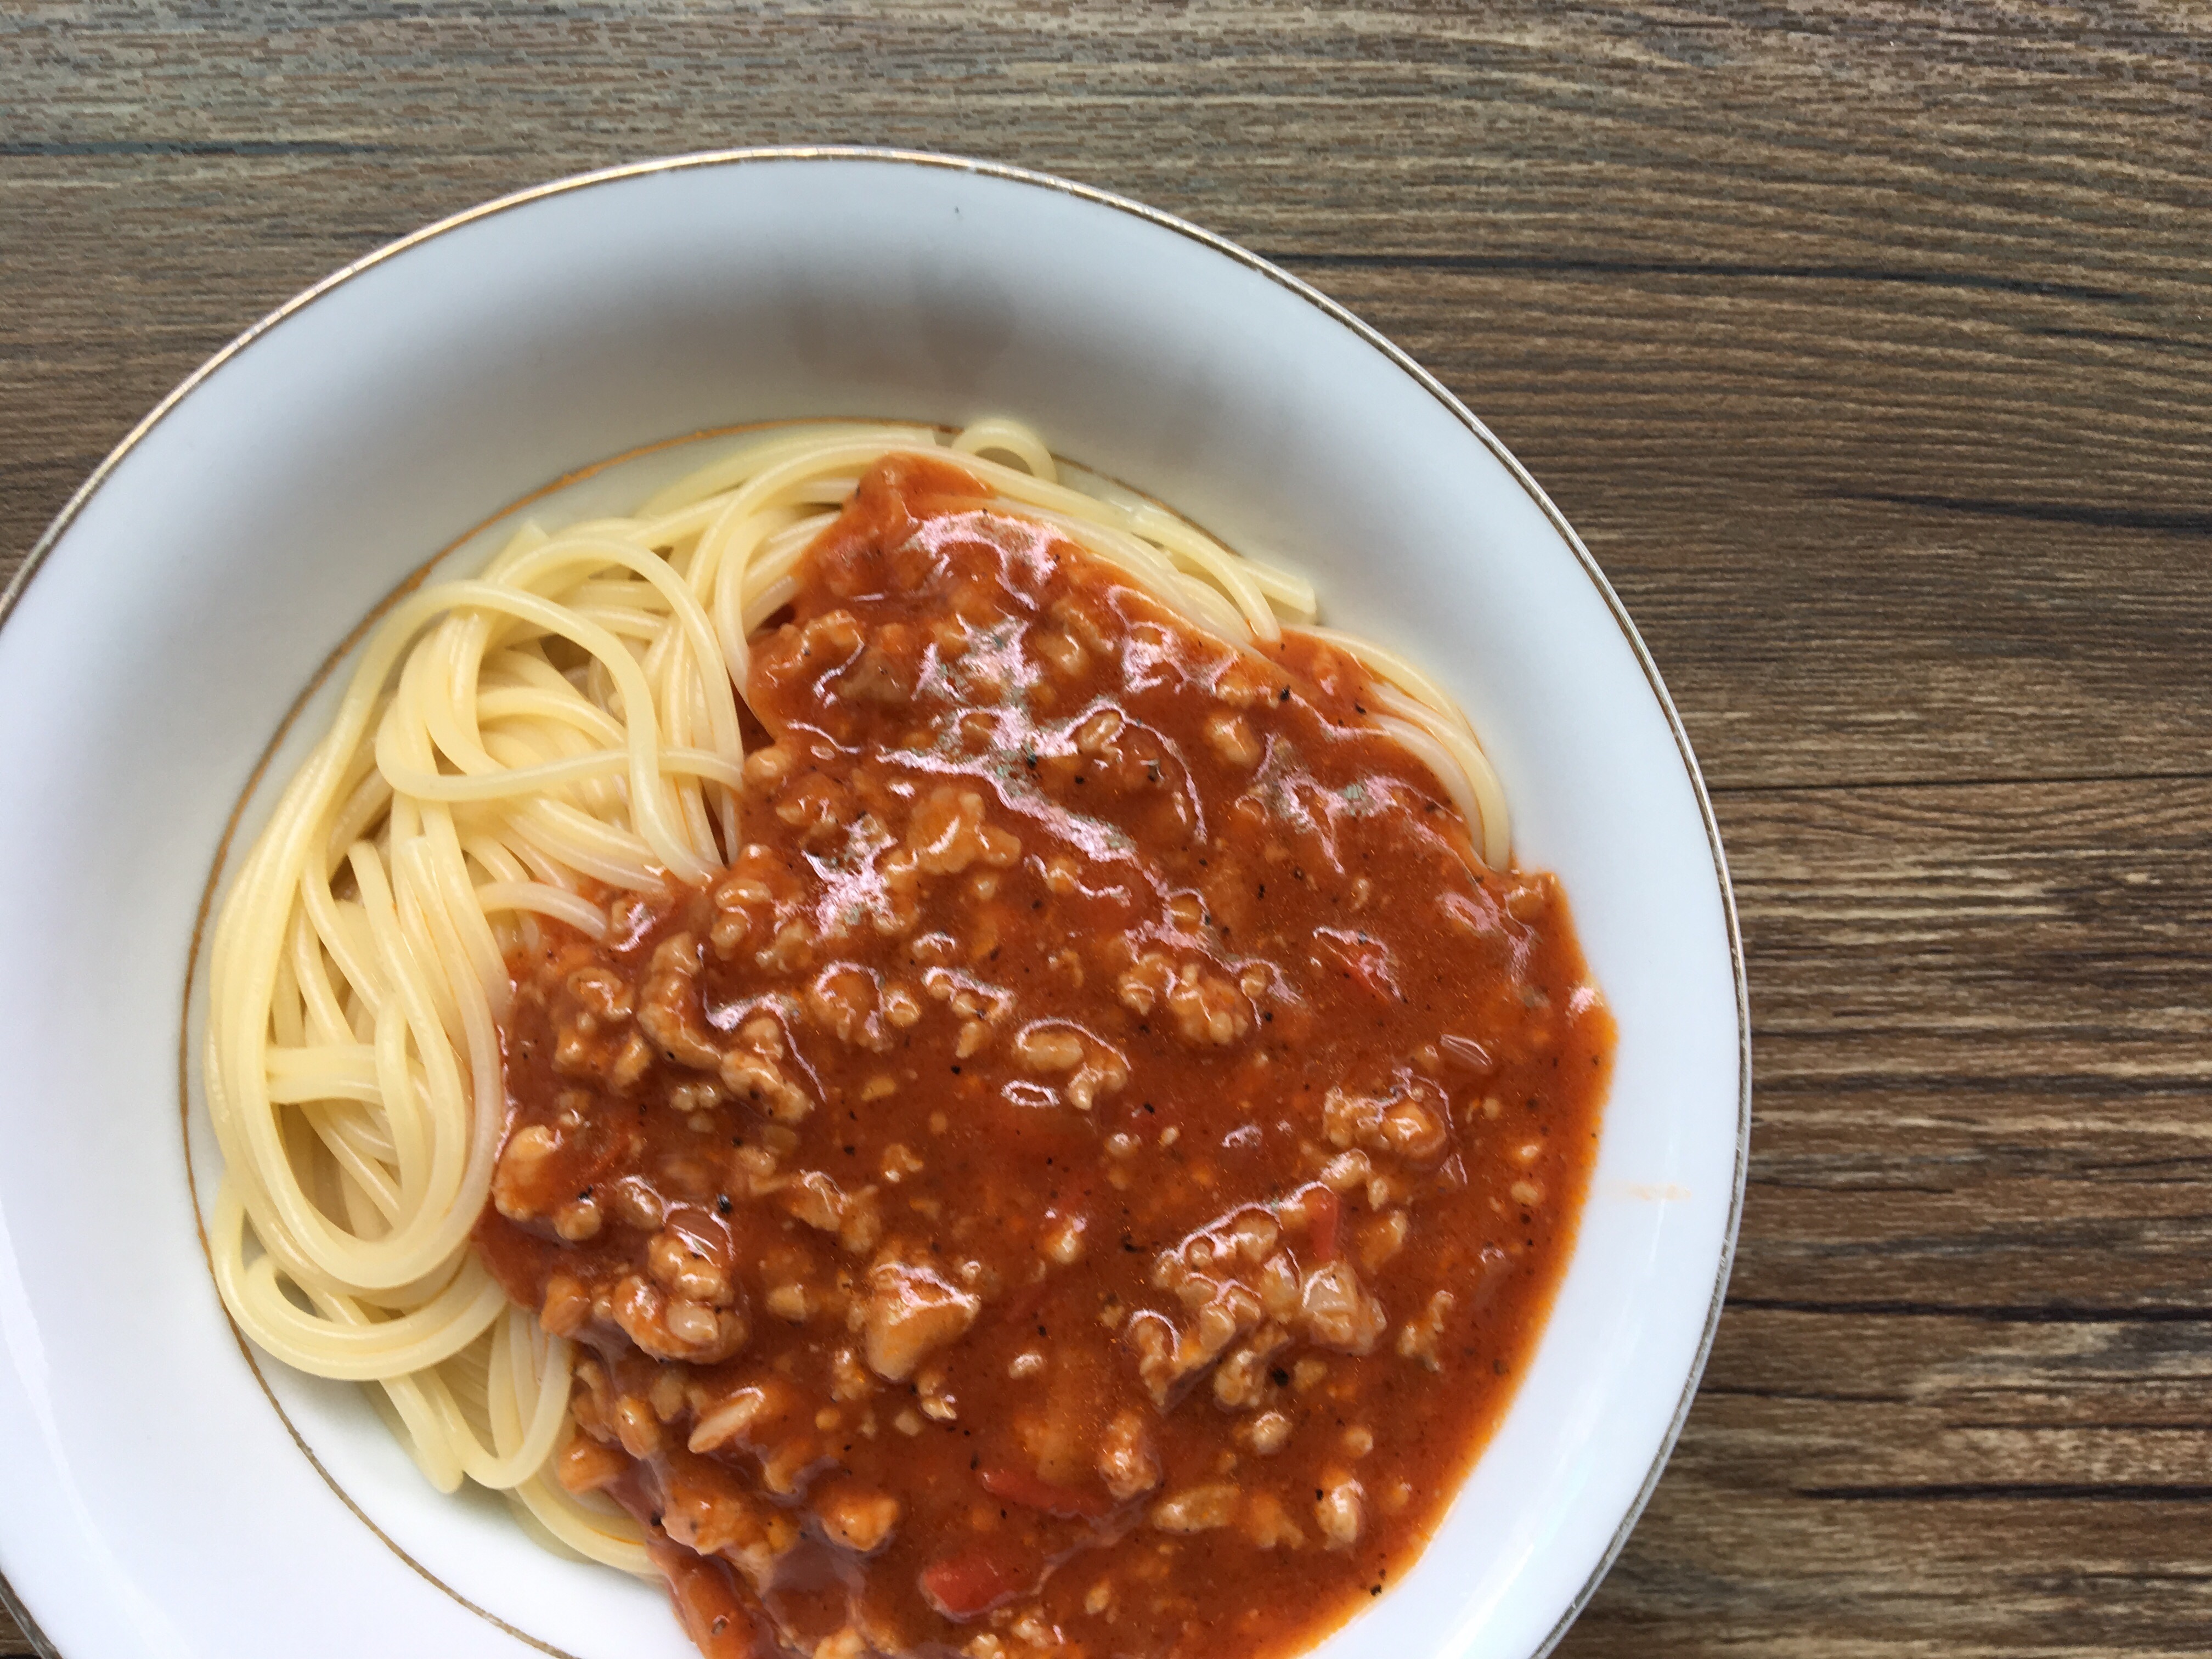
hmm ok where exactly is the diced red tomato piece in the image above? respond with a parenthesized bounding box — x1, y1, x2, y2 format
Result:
(978, 1462, 1110, 1520)
(1314, 928, 1399, 1001)
(1302, 1184, 1341, 1263)
(920, 1548, 1029, 1621)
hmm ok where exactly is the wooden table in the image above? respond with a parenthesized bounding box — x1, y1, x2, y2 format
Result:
(4, 4, 2207, 1654)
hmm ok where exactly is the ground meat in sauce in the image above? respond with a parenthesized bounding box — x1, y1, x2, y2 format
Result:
(472, 454, 1612, 1659)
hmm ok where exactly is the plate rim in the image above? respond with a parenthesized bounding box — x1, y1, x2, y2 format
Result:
(0, 145, 1752, 1659)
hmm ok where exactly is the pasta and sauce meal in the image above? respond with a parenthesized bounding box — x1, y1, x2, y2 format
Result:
(201, 420, 1611, 1659)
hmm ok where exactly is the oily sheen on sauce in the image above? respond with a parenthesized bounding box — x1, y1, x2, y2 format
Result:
(473, 456, 1611, 1659)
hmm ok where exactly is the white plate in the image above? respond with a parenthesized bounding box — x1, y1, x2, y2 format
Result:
(0, 150, 1747, 1659)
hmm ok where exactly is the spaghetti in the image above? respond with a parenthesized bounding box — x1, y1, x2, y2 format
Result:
(201, 420, 1541, 1646)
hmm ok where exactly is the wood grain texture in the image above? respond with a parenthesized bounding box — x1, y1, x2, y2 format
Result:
(3, 2, 2208, 1655)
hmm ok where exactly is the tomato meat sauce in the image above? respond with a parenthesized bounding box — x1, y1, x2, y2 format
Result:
(474, 454, 1612, 1659)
